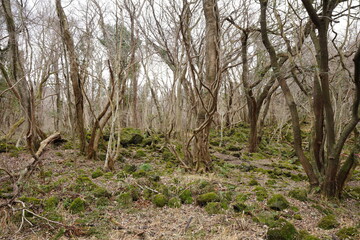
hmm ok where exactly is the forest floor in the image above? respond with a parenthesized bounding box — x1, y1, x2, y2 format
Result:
(0, 125, 359, 240)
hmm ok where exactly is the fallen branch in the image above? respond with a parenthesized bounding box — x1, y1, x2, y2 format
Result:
(0, 132, 61, 206)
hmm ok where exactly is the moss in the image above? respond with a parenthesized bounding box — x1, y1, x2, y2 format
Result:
(139, 163, 152, 171)
(266, 220, 298, 240)
(336, 227, 359, 240)
(255, 186, 268, 201)
(132, 169, 147, 178)
(92, 187, 111, 198)
(18, 196, 42, 206)
(91, 169, 104, 179)
(288, 189, 308, 202)
(311, 204, 334, 215)
(179, 189, 193, 204)
(197, 192, 220, 206)
(293, 214, 302, 220)
(120, 128, 144, 146)
(117, 193, 133, 206)
(152, 194, 168, 207)
(134, 150, 146, 158)
(298, 230, 320, 240)
(44, 196, 59, 211)
(69, 198, 86, 214)
(123, 164, 137, 173)
(233, 202, 248, 213)
(317, 215, 340, 230)
(74, 175, 97, 191)
(96, 197, 110, 207)
(235, 193, 248, 202)
(253, 211, 279, 228)
(267, 194, 290, 211)
(103, 172, 114, 179)
(168, 197, 181, 208)
(126, 185, 141, 201)
(205, 202, 222, 214)
(248, 179, 260, 186)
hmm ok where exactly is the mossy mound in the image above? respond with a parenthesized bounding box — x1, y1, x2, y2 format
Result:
(267, 194, 290, 211)
(266, 220, 298, 240)
(336, 227, 359, 240)
(152, 194, 168, 207)
(92, 187, 111, 198)
(196, 192, 220, 206)
(288, 189, 307, 202)
(96, 197, 110, 207)
(120, 128, 144, 147)
(73, 175, 97, 191)
(117, 193, 133, 206)
(179, 189, 193, 204)
(298, 230, 320, 240)
(255, 186, 268, 201)
(134, 150, 146, 158)
(168, 197, 181, 208)
(248, 179, 260, 186)
(317, 215, 340, 230)
(123, 164, 137, 174)
(91, 169, 104, 179)
(69, 198, 86, 214)
(205, 202, 222, 214)
(233, 202, 248, 213)
(44, 196, 59, 211)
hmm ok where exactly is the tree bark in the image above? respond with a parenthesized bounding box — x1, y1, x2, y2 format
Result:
(56, 0, 86, 154)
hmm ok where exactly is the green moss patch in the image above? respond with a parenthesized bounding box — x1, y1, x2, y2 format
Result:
(91, 169, 104, 179)
(196, 192, 220, 206)
(288, 189, 307, 202)
(317, 215, 340, 230)
(168, 197, 181, 208)
(152, 194, 168, 207)
(44, 196, 59, 211)
(267, 194, 290, 211)
(266, 220, 298, 240)
(205, 202, 222, 214)
(336, 227, 359, 240)
(69, 198, 86, 214)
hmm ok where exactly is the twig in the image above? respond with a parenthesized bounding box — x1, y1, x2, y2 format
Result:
(183, 216, 193, 234)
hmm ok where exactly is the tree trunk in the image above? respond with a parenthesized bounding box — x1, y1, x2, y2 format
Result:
(56, 0, 86, 154)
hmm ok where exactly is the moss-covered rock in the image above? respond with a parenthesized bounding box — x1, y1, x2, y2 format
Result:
(197, 192, 220, 206)
(120, 128, 144, 146)
(288, 189, 307, 202)
(317, 215, 340, 230)
(336, 227, 359, 240)
(44, 196, 59, 211)
(298, 230, 320, 240)
(91, 169, 104, 179)
(267, 194, 290, 211)
(117, 193, 133, 206)
(168, 197, 181, 208)
(152, 194, 168, 207)
(266, 220, 298, 240)
(69, 198, 86, 214)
